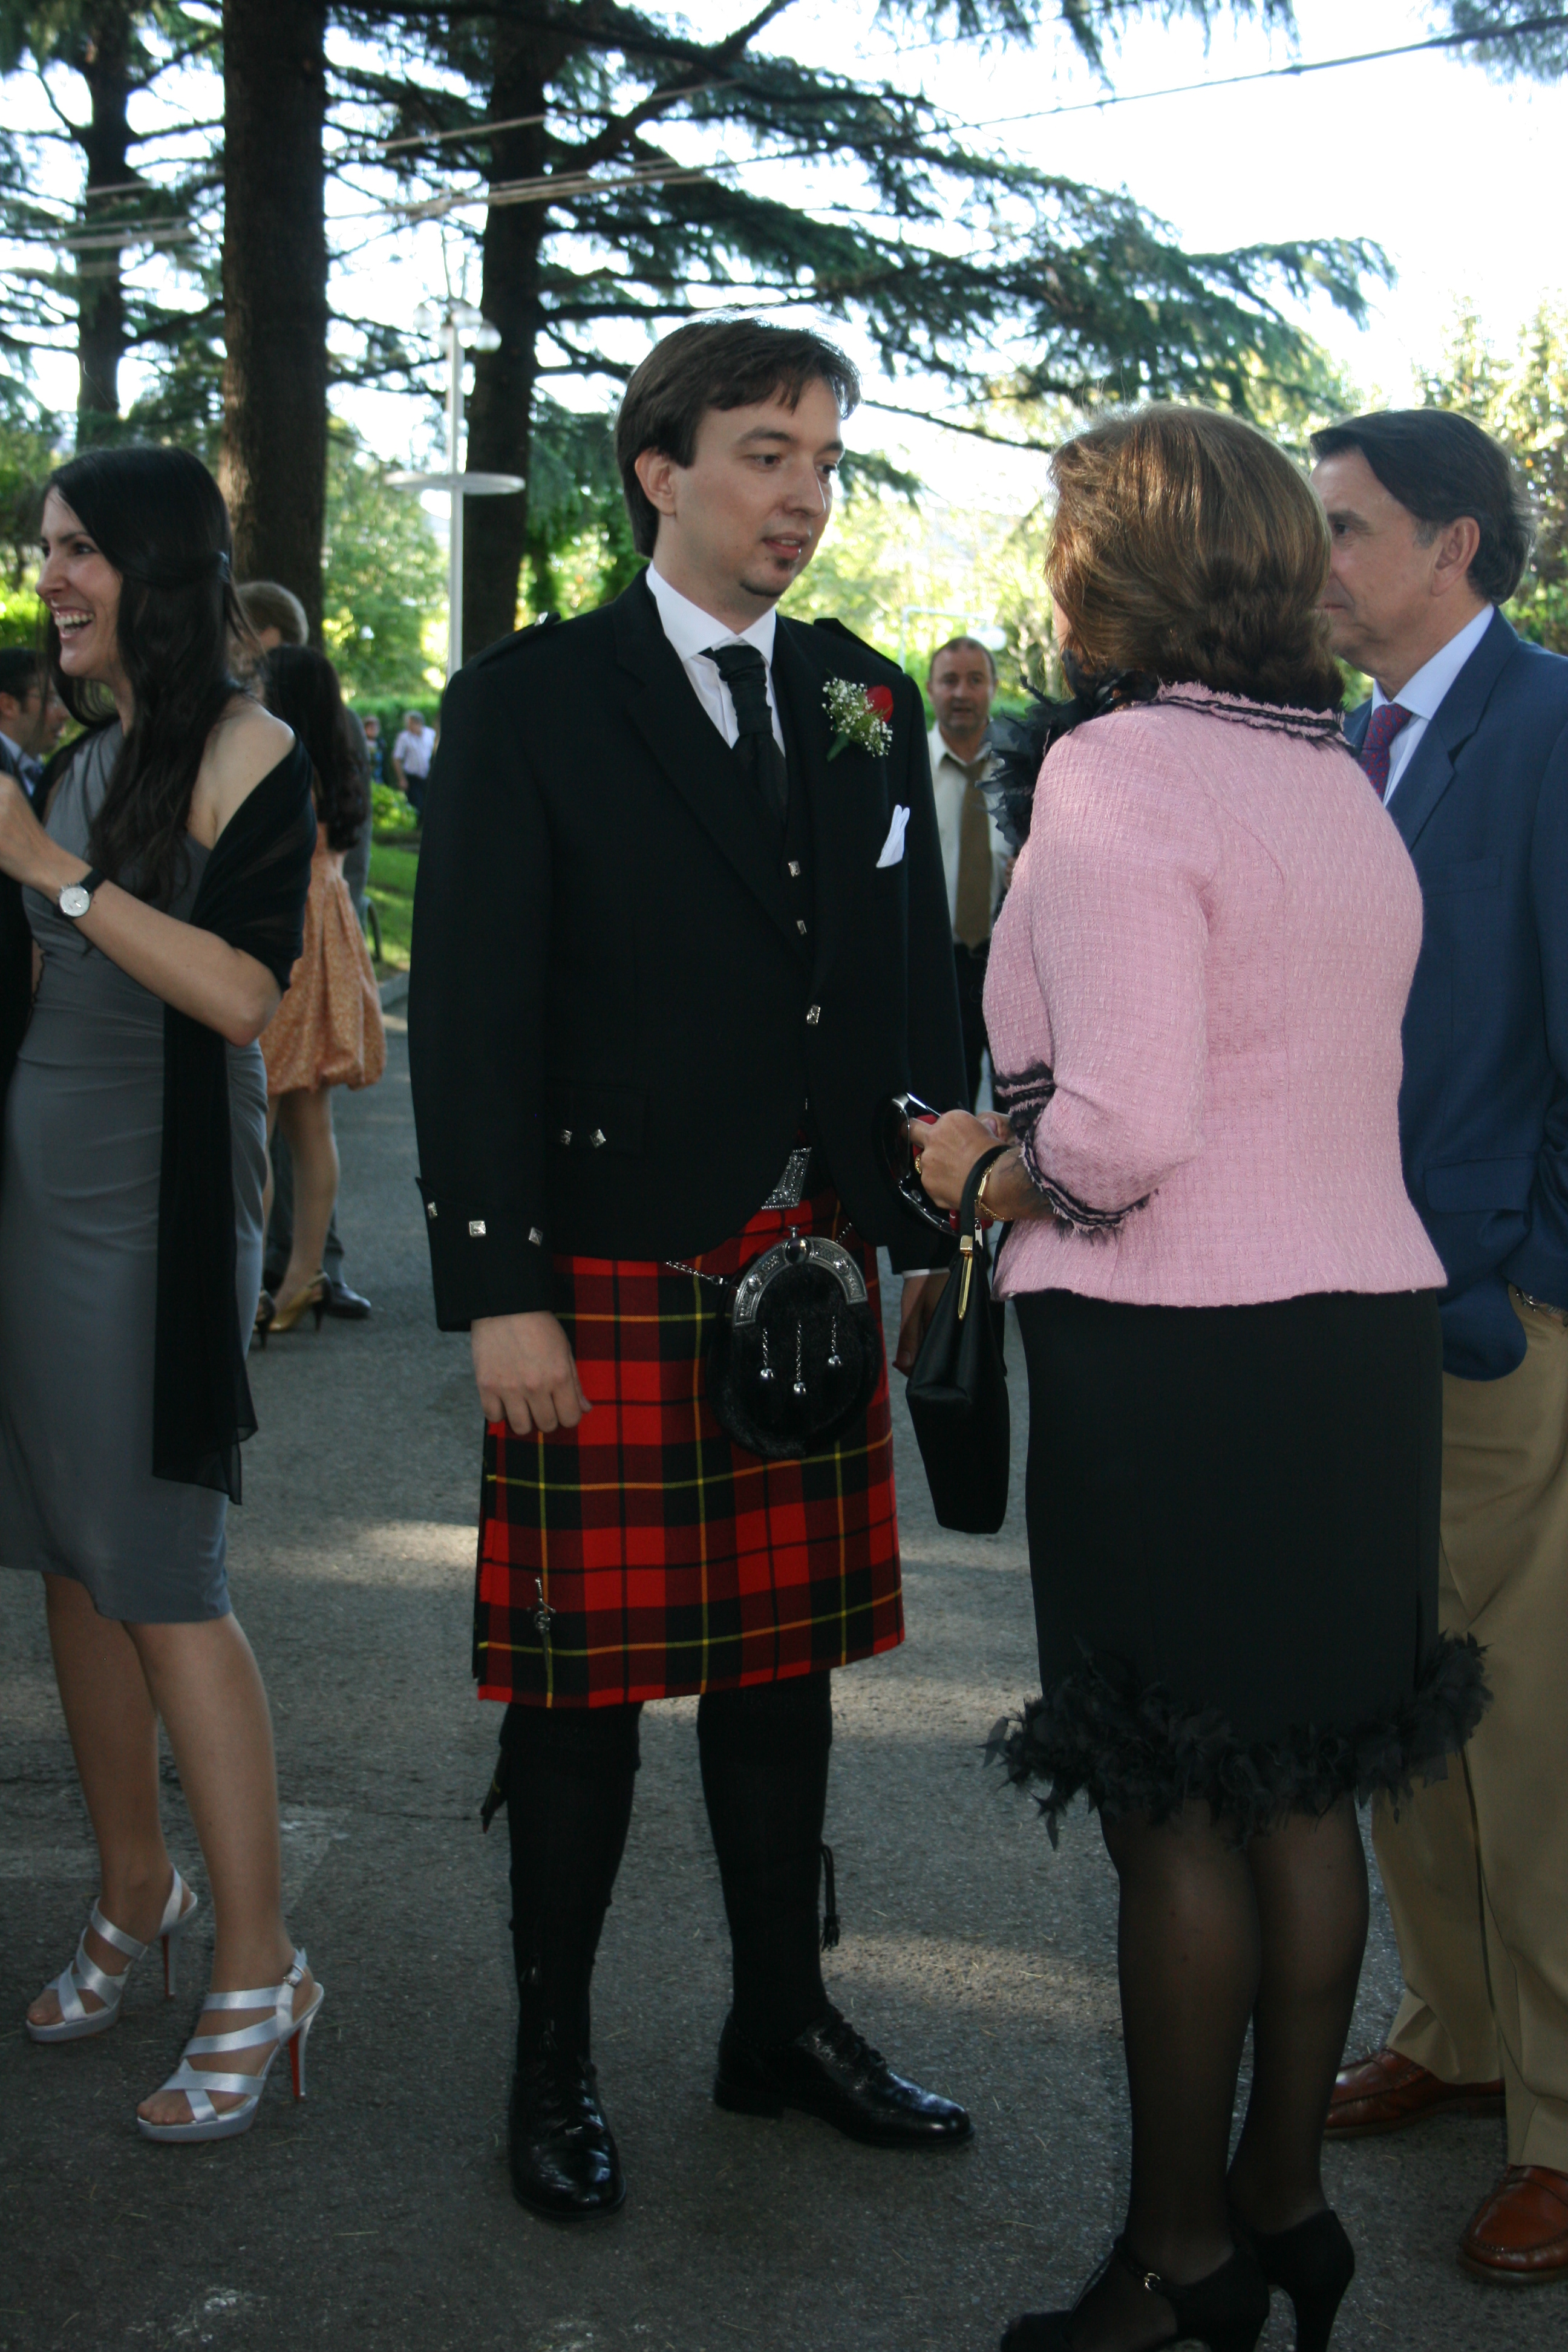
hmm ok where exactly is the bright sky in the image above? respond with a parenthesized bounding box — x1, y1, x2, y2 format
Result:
(785, 0, 1568, 506)
(11, 0, 1566, 513)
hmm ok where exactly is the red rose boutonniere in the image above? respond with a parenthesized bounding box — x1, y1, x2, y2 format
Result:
(825, 678, 895, 760)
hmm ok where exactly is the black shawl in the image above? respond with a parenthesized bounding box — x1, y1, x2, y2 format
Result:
(0, 738, 316, 1502)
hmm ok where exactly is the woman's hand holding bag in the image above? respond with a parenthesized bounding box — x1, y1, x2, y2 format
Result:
(904, 1143, 1010, 1534)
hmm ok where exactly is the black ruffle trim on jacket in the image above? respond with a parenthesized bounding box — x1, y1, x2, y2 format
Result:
(991, 1057, 1151, 1238)
(987, 1634, 1489, 1845)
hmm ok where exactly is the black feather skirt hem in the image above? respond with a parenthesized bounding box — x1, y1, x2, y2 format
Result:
(988, 1632, 1489, 1845)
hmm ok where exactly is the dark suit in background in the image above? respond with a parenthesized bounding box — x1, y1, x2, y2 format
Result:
(1348, 610, 1568, 2177)
(0, 731, 43, 803)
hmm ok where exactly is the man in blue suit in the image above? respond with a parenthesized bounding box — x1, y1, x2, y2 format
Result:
(1312, 410, 1568, 2284)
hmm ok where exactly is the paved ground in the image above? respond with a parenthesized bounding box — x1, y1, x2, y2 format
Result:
(1, 1019, 1557, 2352)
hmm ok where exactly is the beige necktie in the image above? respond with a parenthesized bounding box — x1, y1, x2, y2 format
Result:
(952, 757, 994, 950)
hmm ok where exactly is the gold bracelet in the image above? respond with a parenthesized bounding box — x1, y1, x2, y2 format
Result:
(976, 1154, 1010, 1222)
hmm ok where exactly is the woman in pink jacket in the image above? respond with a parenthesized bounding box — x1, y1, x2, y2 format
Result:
(916, 408, 1486, 2352)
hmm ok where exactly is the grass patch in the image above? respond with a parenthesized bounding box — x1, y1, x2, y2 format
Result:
(367, 840, 417, 974)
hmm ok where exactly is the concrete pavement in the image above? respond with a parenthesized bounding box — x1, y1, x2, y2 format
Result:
(1, 1018, 1555, 2351)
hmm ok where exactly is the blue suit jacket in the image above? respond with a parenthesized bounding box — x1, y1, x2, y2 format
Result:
(1347, 612, 1568, 1379)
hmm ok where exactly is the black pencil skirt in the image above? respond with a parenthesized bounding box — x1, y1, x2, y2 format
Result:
(999, 1287, 1488, 1837)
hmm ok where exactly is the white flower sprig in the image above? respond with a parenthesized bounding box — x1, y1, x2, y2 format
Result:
(824, 676, 895, 762)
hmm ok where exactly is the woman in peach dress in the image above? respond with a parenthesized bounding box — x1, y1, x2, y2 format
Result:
(256, 647, 385, 1336)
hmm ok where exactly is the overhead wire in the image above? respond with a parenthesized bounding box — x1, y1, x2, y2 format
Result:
(967, 7, 1568, 123)
(5, 9, 1567, 262)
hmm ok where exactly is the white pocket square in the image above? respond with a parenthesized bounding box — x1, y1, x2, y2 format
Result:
(876, 806, 910, 867)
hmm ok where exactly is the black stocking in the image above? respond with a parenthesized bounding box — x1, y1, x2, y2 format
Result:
(1065, 1800, 1261, 2352)
(1229, 1795, 1369, 2235)
(698, 1672, 835, 2048)
(500, 1701, 641, 2061)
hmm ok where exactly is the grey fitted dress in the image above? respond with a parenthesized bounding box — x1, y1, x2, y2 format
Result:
(0, 728, 268, 1620)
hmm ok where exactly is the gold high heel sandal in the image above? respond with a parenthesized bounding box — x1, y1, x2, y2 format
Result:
(258, 1275, 326, 1344)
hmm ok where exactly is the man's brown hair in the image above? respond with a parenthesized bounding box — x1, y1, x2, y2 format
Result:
(615, 317, 861, 558)
(1047, 405, 1344, 711)
(235, 579, 308, 646)
(928, 635, 996, 685)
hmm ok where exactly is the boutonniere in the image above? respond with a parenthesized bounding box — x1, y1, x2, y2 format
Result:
(824, 677, 894, 761)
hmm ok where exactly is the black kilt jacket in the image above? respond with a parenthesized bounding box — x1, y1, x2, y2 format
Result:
(408, 572, 965, 1326)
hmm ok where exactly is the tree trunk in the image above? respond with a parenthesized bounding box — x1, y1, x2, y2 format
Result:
(462, 26, 560, 661)
(219, 0, 328, 633)
(74, 2, 134, 444)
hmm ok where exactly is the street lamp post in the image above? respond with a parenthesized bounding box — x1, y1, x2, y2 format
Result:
(390, 302, 524, 679)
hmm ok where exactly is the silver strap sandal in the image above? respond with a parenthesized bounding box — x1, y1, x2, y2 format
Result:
(27, 1869, 198, 2043)
(137, 1947, 323, 2143)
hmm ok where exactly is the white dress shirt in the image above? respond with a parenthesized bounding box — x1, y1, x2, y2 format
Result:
(1374, 603, 1495, 805)
(646, 564, 786, 755)
(927, 722, 1008, 934)
(393, 727, 433, 780)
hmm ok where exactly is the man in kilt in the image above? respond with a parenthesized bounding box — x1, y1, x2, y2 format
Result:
(409, 317, 972, 2221)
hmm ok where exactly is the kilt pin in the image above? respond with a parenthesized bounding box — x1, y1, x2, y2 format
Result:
(475, 1191, 901, 1707)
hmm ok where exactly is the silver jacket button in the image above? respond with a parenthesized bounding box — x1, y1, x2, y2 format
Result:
(426, 1201, 438, 1220)
(589, 1129, 607, 1148)
(529, 1226, 544, 1246)
(468, 1219, 486, 1236)
(558, 1128, 572, 1146)
(806, 1005, 821, 1026)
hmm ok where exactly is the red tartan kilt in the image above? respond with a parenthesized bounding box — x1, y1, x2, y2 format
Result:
(474, 1190, 902, 1706)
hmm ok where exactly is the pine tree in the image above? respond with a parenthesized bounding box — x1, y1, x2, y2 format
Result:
(341, 0, 1383, 657)
(0, 0, 219, 445)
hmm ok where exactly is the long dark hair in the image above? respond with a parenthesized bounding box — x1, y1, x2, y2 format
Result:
(44, 445, 250, 909)
(261, 646, 367, 852)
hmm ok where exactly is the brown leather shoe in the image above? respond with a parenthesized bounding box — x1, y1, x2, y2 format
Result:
(1461, 2166, 1568, 2284)
(1325, 2048, 1505, 2137)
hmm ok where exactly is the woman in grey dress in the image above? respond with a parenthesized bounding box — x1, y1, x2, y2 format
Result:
(0, 446, 320, 2141)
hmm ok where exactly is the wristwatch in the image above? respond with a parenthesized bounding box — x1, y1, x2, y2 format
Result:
(58, 867, 104, 920)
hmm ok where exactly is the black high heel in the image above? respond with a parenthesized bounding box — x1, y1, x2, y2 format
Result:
(1230, 2208, 1354, 2352)
(1001, 2235, 1270, 2352)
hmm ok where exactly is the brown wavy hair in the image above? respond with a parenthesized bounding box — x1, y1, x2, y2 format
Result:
(1046, 405, 1344, 711)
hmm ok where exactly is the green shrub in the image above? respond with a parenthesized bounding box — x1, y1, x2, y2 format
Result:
(371, 781, 419, 839)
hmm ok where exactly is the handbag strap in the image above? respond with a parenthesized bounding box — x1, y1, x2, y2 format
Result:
(955, 1145, 1009, 1320)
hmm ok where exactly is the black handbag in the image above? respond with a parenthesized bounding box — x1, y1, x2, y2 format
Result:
(905, 1146, 1011, 1533)
(685, 1232, 883, 1462)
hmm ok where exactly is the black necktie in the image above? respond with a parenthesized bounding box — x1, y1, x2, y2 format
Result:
(705, 642, 788, 826)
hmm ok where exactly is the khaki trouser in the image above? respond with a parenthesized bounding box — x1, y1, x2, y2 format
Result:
(1373, 1289, 1568, 2171)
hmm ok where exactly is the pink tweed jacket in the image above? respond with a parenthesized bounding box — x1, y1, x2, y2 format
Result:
(985, 685, 1446, 1307)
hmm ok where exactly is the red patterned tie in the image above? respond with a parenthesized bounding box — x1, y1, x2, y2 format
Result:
(1359, 701, 1413, 801)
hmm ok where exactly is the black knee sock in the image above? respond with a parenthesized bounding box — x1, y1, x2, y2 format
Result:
(697, 1673, 835, 2048)
(498, 1702, 641, 2061)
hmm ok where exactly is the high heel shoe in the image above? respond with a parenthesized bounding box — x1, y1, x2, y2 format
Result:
(1230, 2208, 1354, 2352)
(252, 1289, 276, 1345)
(137, 1947, 323, 2143)
(27, 1869, 198, 2042)
(1001, 2236, 1270, 2352)
(258, 1275, 326, 1344)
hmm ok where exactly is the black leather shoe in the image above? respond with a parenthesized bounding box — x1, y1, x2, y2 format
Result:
(713, 2006, 973, 2149)
(322, 1277, 373, 1319)
(508, 2024, 626, 2222)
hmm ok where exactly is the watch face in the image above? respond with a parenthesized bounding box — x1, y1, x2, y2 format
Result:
(59, 883, 91, 919)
